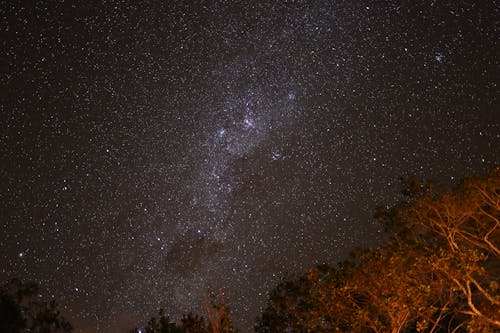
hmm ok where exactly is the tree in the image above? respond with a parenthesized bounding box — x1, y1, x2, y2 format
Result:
(180, 313, 206, 333)
(204, 291, 237, 333)
(133, 291, 239, 333)
(255, 265, 341, 333)
(257, 167, 500, 332)
(0, 279, 72, 333)
(383, 167, 500, 331)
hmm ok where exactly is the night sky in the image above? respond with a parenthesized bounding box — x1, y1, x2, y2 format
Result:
(1, 1, 498, 332)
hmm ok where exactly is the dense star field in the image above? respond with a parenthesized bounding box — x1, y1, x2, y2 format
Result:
(1, 1, 498, 332)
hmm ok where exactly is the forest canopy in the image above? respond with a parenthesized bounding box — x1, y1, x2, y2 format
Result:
(1, 167, 499, 332)
(256, 167, 500, 333)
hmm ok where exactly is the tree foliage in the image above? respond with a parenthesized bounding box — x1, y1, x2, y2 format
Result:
(0, 279, 72, 333)
(257, 167, 500, 333)
(132, 291, 239, 333)
(4, 168, 498, 332)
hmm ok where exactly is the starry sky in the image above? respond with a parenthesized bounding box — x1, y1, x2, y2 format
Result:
(0, 1, 498, 332)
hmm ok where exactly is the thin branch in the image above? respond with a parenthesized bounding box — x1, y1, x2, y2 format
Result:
(468, 275, 500, 306)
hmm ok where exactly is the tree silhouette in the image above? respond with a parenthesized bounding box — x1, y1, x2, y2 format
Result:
(132, 291, 239, 333)
(0, 279, 72, 333)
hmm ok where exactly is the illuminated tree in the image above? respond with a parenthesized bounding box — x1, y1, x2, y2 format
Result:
(204, 292, 237, 333)
(384, 167, 500, 331)
(133, 291, 238, 333)
(257, 167, 500, 332)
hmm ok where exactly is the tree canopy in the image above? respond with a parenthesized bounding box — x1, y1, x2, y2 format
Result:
(0, 279, 72, 333)
(131, 292, 239, 333)
(3, 168, 499, 332)
(256, 167, 500, 333)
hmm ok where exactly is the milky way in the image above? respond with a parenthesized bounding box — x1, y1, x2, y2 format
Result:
(1, 1, 498, 332)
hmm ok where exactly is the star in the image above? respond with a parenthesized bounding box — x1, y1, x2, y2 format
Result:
(0, 2, 497, 333)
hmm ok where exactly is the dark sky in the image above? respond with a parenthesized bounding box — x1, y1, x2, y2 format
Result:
(1, 1, 498, 332)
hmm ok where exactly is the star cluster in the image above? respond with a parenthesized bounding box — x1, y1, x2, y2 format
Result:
(1, 1, 498, 332)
